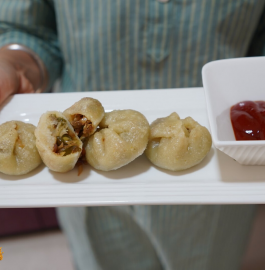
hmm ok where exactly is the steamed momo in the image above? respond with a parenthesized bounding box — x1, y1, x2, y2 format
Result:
(86, 109, 150, 171)
(63, 97, 104, 141)
(35, 111, 82, 173)
(145, 112, 212, 171)
(0, 121, 42, 175)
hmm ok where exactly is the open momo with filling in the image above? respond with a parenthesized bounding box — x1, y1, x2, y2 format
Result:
(35, 111, 82, 173)
(145, 112, 212, 171)
(63, 97, 104, 141)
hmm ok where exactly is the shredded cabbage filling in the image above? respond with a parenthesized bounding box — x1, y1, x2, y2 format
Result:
(50, 114, 81, 156)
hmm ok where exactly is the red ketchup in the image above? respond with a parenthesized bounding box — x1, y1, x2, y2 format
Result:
(230, 101, 265, 140)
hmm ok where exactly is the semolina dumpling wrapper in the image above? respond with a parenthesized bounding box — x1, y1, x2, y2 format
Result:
(0, 121, 42, 175)
(86, 109, 150, 171)
(145, 112, 212, 171)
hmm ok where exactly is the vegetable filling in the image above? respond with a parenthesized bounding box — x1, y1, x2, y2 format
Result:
(50, 114, 81, 156)
(71, 114, 93, 140)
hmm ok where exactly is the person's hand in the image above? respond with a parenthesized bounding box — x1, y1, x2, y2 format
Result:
(0, 49, 42, 105)
(0, 58, 35, 104)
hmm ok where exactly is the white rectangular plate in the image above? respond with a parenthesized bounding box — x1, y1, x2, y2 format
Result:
(1, 88, 265, 207)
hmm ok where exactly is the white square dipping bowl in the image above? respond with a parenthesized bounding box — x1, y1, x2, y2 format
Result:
(202, 57, 265, 165)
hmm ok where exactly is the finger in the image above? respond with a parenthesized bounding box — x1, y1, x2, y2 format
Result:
(0, 74, 18, 105)
(0, 87, 15, 104)
(0, 62, 20, 104)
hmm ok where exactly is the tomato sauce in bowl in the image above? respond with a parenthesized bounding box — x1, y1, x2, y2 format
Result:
(230, 101, 265, 140)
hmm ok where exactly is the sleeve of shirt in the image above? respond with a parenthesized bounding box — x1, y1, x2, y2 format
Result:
(247, 6, 265, 57)
(0, 0, 62, 91)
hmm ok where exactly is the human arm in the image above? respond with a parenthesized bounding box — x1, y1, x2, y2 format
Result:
(0, 0, 62, 104)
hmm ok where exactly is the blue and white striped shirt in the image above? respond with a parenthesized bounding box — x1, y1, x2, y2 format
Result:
(0, 0, 264, 92)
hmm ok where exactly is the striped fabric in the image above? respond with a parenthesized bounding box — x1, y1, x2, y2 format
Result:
(0, 0, 264, 92)
(57, 205, 256, 270)
(0, 1, 264, 270)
